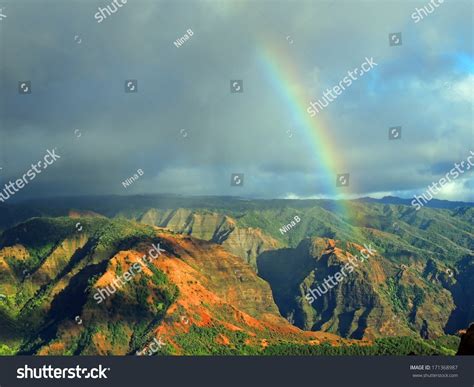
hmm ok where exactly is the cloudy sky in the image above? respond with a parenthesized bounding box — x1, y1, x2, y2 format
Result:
(0, 0, 473, 201)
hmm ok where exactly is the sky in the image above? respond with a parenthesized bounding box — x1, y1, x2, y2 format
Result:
(0, 0, 473, 202)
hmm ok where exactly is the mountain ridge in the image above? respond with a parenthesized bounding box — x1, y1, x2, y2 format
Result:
(0, 195, 472, 355)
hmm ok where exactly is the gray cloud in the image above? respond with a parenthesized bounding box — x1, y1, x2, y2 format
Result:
(0, 0, 472, 201)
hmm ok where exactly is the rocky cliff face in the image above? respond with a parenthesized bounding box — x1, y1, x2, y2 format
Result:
(258, 238, 457, 340)
(0, 217, 346, 356)
(221, 227, 280, 268)
(138, 207, 472, 341)
(140, 209, 232, 241)
(445, 256, 474, 333)
(1, 199, 471, 354)
(139, 209, 281, 269)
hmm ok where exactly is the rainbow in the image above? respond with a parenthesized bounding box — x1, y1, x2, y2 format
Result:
(256, 40, 368, 240)
(257, 41, 355, 202)
(257, 44, 347, 194)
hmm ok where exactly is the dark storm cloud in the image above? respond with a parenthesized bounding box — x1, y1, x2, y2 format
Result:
(0, 0, 472, 201)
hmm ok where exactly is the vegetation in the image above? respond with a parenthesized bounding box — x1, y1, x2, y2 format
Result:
(263, 336, 460, 356)
(174, 325, 260, 355)
(0, 197, 471, 356)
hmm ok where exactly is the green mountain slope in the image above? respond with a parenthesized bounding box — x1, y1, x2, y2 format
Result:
(0, 196, 472, 353)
